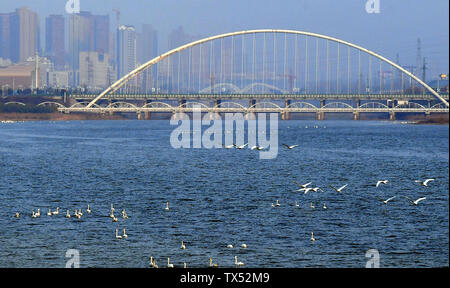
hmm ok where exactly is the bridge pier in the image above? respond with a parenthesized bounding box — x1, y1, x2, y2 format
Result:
(282, 99, 291, 120)
(212, 99, 222, 119)
(353, 112, 360, 120)
(317, 100, 325, 120)
(389, 112, 396, 121)
(144, 100, 152, 120)
(137, 112, 143, 120)
(246, 99, 256, 120)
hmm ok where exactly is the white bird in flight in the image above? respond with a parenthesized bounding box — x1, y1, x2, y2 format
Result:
(223, 144, 234, 149)
(234, 143, 248, 150)
(294, 181, 312, 189)
(376, 180, 389, 187)
(282, 144, 299, 150)
(379, 196, 397, 204)
(330, 184, 348, 193)
(415, 179, 435, 186)
(403, 196, 426, 205)
(250, 145, 265, 151)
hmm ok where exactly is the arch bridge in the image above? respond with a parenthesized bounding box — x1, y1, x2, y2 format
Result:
(56, 29, 448, 118)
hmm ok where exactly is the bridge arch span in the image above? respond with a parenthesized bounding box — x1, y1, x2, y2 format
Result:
(359, 102, 390, 109)
(87, 29, 449, 108)
(36, 102, 66, 109)
(286, 102, 319, 109)
(4, 101, 27, 106)
(322, 102, 354, 109)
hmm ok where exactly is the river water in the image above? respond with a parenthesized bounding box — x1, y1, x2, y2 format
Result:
(0, 120, 448, 267)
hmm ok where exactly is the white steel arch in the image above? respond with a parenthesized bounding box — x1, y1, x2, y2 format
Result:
(37, 102, 66, 108)
(88, 29, 449, 108)
(4, 101, 26, 106)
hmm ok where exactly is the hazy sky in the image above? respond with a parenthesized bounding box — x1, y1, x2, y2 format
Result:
(1, 0, 449, 78)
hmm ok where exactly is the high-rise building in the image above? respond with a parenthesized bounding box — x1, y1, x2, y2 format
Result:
(79, 51, 110, 88)
(16, 7, 40, 63)
(138, 24, 158, 92)
(69, 11, 109, 85)
(45, 15, 65, 69)
(0, 7, 39, 63)
(117, 25, 137, 79)
(0, 13, 12, 61)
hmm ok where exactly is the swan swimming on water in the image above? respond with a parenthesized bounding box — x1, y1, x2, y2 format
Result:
(234, 256, 244, 267)
(167, 258, 174, 268)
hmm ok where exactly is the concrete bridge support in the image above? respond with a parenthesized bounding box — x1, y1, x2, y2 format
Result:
(144, 100, 152, 120)
(246, 99, 256, 120)
(389, 112, 396, 121)
(317, 100, 325, 120)
(282, 99, 291, 120)
(212, 99, 222, 119)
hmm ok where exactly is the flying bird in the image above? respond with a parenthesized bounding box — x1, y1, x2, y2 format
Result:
(282, 144, 299, 149)
(415, 179, 435, 186)
(379, 196, 397, 204)
(330, 184, 348, 193)
(234, 143, 248, 150)
(294, 181, 312, 189)
(376, 180, 389, 187)
(403, 196, 426, 205)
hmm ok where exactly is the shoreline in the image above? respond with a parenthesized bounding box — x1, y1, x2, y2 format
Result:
(0, 112, 448, 124)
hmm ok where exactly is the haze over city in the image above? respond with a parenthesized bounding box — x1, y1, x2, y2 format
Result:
(0, 0, 448, 77)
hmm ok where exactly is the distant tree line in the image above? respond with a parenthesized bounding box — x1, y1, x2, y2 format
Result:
(0, 103, 56, 113)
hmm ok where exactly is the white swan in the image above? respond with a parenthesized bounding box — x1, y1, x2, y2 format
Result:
(376, 180, 389, 187)
(15, 212, 20, 218)
(234, 143, 248, 150)
(234, 256, 244, 267)
(86, 204, 91, 214)
(181, 241, 186, 250)
(209, 258, 218, 267)
(52, 207, 59, 215)
(311, 232, 316, 242)
(115, 229, 122, 239)
(330, 184, 348, 193)
(275, 200, 280, 207)
(47, 209, 52, 216)
(380, 196, 397, 204)
(66, 210, 71, 218)
(310, 202, 315, 209)
(295, 201, 300, 207)
(241, 243, 247, 249)
(282, 144, 298, 149)
(227, 244, 234, 248)
(123, 228, 128, 238)
(415, 179, 435, 186)
(122, 209, 129, 219)
(165, 202, 170, 211)
(404, 196, 426, 205)
(167, 258, 174, 268)
(294, 181, 312, 188)
(323, 203, 327, 209)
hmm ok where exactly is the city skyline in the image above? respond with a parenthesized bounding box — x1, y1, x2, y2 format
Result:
(0, 0, 447, 76)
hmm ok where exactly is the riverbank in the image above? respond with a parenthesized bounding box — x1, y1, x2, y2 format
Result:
(0, 112, 127, 121)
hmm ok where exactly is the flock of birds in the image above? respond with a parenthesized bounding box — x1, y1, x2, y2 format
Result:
(222, 143, 299, 150)
(14, 200, 250, 268)
(269, 177, 435, 243)
(12, 171, 435, 268)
